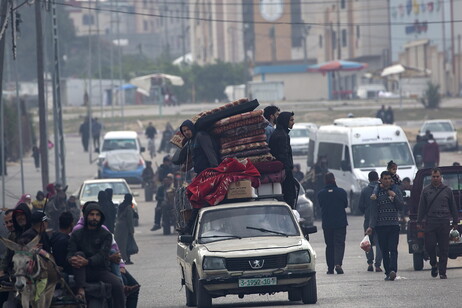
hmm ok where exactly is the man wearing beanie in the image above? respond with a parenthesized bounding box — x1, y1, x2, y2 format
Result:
(67, 202, 125, 306)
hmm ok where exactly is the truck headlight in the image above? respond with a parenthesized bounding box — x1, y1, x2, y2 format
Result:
(357, 179, 368, 189)
(287, 250, 311, 264)
(203, 257, 226, 270)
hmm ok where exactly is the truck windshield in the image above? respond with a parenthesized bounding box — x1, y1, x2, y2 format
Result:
(198, 205, 299, 244)
(352, 142, 414, 168)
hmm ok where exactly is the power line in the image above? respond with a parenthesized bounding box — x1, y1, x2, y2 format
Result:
(49, 0, 462, 28)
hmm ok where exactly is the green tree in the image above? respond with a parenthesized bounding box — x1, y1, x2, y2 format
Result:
(420, 82, 441, 109)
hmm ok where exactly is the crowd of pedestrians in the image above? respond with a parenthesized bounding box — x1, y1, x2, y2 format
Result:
(0, 183, 140, 307)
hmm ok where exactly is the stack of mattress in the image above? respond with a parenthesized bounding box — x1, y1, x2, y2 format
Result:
(211, 110, 275, 163)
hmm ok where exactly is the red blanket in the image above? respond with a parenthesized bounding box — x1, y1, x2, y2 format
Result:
(186, 158, 261, 208)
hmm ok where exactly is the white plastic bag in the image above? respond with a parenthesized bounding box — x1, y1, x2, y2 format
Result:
(360, 235, 371, 252)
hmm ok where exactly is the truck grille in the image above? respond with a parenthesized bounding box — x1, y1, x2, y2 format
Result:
(225, 254, 287, 271)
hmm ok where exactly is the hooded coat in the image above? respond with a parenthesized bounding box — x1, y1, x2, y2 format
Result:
(67, 203, 112, 270)
(180, 120, 219, 174)
(269, 112, 298, 208)
(114, 194, 134, 261)
(98, 190, 116, 233)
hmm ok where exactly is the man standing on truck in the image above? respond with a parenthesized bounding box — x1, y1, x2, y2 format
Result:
(417, 168, 459, 279)
(366, 171, 404, 281)
(269, 111, 299, 208)
(263, 105, 280, 142)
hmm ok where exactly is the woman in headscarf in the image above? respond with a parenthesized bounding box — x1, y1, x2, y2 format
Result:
(98, 190, 116, 233)
(114, 194, 135, 264)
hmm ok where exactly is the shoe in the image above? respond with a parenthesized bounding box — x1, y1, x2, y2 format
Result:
(125, 260, 134, 265)
(389, 271, 396, 281)
(367, 264, 374, 272)
(440, 274, 447, 279)
(384, 276, 390, 281)
(431, 266, 438, 278)
(150, 225, 161, 231)
(335, 266, 344, 274)
(375, 267, 383, 272)
(326, 270, 334, 274)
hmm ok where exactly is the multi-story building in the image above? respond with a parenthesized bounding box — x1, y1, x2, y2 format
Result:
(390, 0, 461, 95)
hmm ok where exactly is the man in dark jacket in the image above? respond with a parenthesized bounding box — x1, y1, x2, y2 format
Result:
(422, 134, 440, 168)
(366, 171, 404, 281)
(51, 212, 74, 275)
(417, 168, 459, 279)
(0, 203, 32, 278)
(358, 171, 382, 272)
(180, 119, 219, 175)
(318, 173, 348, 274)
(269, 111, 298, 208)
(67, 202, 125, 307)
(18, 211, 52, 253)
(98, 190, 116, 233)
(151, 174, 173, 231)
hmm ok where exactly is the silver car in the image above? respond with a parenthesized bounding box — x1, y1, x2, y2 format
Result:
(419, 119, 458, 151)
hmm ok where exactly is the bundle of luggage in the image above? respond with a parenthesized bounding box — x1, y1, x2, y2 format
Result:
(170, 98, 286, 207)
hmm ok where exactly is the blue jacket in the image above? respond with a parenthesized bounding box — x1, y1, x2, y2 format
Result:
(318, 183, 348, 229)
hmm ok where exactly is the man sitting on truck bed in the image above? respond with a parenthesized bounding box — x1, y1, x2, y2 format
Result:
(417, 168, 459, 279)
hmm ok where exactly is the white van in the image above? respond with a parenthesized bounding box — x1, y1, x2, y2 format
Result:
(97, 131, 145, 166)
(307, 117, 417, 215)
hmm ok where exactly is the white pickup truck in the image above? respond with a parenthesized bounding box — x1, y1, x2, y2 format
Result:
(177, 200, 318, 308)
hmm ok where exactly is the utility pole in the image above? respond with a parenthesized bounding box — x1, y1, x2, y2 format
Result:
(269, 26, 276, 62)
(51, 1, 66, 186)
(109, 0, 115, 128)
(0, 0, 9, 207)
(96, 0, 103, 120)
(181, 0, 186, 64)
(116, 0, 124, 129)
(35, 0, 49, 190)
(337, 0, 341, 60)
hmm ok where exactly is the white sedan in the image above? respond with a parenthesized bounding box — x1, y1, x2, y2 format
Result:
(76, 178, 139, 226)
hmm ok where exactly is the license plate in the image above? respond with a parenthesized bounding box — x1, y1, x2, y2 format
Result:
(238, 277, 277, 288)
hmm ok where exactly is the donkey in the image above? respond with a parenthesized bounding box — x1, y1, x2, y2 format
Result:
(0, 235, 59, 308)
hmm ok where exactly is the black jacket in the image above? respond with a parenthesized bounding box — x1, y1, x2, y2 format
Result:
(67, 203, 112, 270)
(50, 232, 72, 274)
(98, 190, 116, 233)
(269, 112, 294, 170)
(358, 181, 378, 231)
(317, 183, 348, 229)
(180, 120, 219, 174)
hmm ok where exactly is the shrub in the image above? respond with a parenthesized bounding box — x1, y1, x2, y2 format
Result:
(420, 82, 441, 109)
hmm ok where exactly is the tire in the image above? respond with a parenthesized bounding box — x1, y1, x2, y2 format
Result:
(413, 253, 424, 271)
(185, 286, 196, 307)
(301, 274, 317, 304)
(194, 270, 211, 308)
(163, 223, 171, 235)
(288, 289, 301, 301)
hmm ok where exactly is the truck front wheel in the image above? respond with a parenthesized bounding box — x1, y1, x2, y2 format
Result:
(194, 270, 211, 308)
(413, 253, 424, 271)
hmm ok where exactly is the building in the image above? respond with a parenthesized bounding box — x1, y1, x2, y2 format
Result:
(390, 0, 462, 96)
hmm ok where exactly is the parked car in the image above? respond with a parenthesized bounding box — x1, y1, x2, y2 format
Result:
(419, 119, 458, 151)
(99, 150, 145, 184)
(76, 178, 139, 226)
(296, 182, 314, 227)
(407, 166, 462, 270)
(290, 123, 318, 156)
(177, 200, 318, 307)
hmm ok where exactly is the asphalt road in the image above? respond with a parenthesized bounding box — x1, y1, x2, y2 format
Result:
(1, 112, 462, 307)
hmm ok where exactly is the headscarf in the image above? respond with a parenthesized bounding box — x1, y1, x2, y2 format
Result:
(105, 188, 113, 202)
(118, 194, 133, 216)
(97, 190, 107, 204)
(12, 203, 32, 237)
(46, 183, 56, 198)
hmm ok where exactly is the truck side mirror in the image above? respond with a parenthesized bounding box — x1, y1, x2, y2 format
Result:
(341, 160, 351, 171)
(179, 235, 194, 244)
(140, 147, 146, 153)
